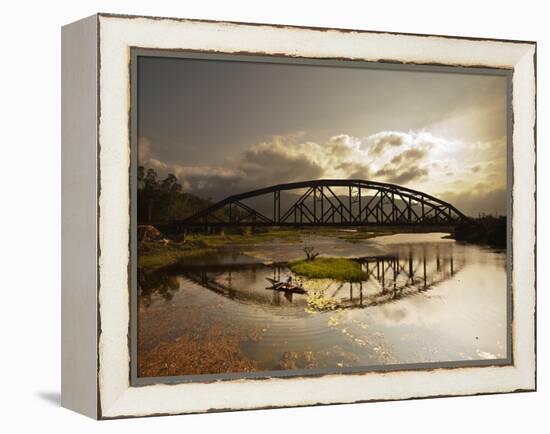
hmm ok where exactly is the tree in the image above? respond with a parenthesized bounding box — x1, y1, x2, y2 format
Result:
(161, 173, 178, 192)
(137, 166, 213, 226)
(303, 246, 319, 261)
(140, 168, 159, 222)
(145, 168, 158, 189)
(137, 166, 145, 190)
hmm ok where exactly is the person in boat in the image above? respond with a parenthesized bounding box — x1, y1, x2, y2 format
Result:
(285, 275, 293, 288)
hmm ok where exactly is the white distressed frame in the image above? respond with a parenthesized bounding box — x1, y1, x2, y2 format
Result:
(94, 14, 535, 418)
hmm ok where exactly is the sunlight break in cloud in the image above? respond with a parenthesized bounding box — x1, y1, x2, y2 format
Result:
(139, 130, 507, 216)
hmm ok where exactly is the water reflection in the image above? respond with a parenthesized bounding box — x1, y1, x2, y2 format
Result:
(139, 268, 181, 307)
(139, 244, 464, 311)
(346, 247, 463, 309)
(137, 234, 507, 375)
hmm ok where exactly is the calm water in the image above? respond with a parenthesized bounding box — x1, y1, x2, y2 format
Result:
(138, 233, 508, 375)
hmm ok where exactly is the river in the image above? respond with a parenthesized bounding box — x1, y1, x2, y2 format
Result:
(137, 232, 508, 378)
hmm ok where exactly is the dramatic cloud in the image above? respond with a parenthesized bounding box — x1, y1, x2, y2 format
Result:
(140, 133, 373, 199)
(374, 146, 431, 184)
(376, 167, 430, 185)
(390, 148, 428, 165)
(366, 131, 408, 156)
(139, 130, 507, 216)
(238, 136, 326, 186)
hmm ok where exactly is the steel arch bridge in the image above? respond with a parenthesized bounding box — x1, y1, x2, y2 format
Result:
(173, 179, 467, 229)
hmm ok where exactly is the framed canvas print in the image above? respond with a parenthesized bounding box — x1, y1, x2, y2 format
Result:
(61, 13, 536, 419)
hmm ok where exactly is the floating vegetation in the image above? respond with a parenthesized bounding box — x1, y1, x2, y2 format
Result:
(305, 288, 339, 312)
(138, 321, 258, 377)
(278, 347, 361, 370)
(326, 311, 376, 351)
(279, 350, 316, 370)
(327, 309, 348, 327)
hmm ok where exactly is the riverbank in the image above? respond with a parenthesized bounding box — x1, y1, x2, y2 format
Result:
(138, 241, 214, 269)
(185, 227, 392, 246)
(139, 221, 506, 272)
(454, 216, 506, 249)
(139, 227, 393, 270)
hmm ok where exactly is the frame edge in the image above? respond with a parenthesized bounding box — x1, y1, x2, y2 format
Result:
(61, 13, 100, 420)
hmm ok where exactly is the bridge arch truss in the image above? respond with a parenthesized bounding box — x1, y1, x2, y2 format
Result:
(174, 179, 467, 229)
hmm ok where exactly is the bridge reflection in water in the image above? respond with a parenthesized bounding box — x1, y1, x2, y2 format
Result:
(139, 246, 464, 311)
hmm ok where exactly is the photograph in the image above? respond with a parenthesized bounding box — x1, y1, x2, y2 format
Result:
(134, 53, 511, 379)
(0, 0, 543, 429)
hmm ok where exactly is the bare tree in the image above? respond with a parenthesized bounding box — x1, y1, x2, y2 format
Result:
(303, 246, 319, 261)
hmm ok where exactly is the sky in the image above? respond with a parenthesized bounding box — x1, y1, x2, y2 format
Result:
(138, 56, 509, 217)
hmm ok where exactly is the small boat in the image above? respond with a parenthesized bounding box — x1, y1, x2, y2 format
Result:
(265, 277, 282, 287)
(265, 277, 307, 294)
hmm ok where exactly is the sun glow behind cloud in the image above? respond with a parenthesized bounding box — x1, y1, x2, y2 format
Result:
(139, 129, 507, 217)
(137, 56, 508, 217)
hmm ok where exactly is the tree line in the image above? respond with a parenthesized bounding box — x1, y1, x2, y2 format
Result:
(137, 167, 211, 225)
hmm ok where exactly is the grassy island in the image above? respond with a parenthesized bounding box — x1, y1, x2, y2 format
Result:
(289, 257, 368, 282)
